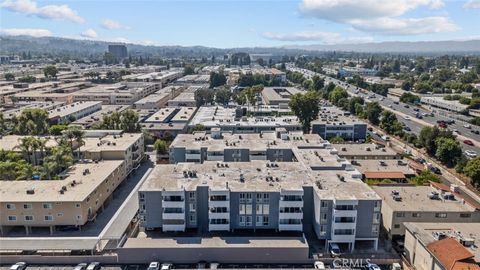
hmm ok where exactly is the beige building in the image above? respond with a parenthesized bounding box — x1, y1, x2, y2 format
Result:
(0, 160, 126, 235)
(372, 183, 480, 239)
(404, 222, 480, 270)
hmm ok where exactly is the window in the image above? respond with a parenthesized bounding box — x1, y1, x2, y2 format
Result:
(43, 203, 52, 209)
(189, 192, 196, 200)
(263, 204, 270, 214)
(25, 215, 34, 221)
(57, 213, 63, 217)
(246, 204, 252, 215)
(262, 216, 269, 226)
(412, 213, 421, 218)
(246, 215, 252, 226)
(394, 224, 401, 228)
(435, 213, 447, 218)
(239, 216, 246, 226)
(23, 204, 32, 209)
(372, 225, 379, 234)
(44, 215, 54, 221)
(256, 216, 263, 226)
(460, 213, 471, 218)
(6, 203, 15, 210)
(8, 216, 16, 221)
(395, 212, 405, 218)
(189, 203, 196, 212)
(321, 201, 328, 207)
(75, 203, 81, 208)
(189, 214, 196, 225)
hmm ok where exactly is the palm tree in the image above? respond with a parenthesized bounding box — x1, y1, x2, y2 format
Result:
(18, 137, 33, 164)
(63, 128, 76, 152)
(37, 138, 48, 164)
(71, 127, 85, 160)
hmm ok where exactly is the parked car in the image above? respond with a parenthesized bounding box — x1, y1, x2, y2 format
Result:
(446, 119, 455, 124)
(464, 124, 472, 129)
(329, 243, 341, 257)
(403, 126, 411, 131)
(413, 108, 419, 112)
(403, 115, 411, 120)
(465, 150, 477, 158)
(471, 130, 480, 135)
(86, 262, 100, 270)
(314, 261, 326, 269)
(367, 263, 381, 270)
(161, 264, 172, 270)
(74, 263, 88, 270)
(404, 104, 410, 108)
(10, 263, 27, 270)
(147, 262, 160, 270)
(464, 140, 474, 146)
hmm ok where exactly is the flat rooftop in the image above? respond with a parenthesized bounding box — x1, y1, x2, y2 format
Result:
(313, 107, 367, 126)
(404, 222, 480, 261)
(145, 107, 196, 123)
(1, 101, 64, 120)
(189, 106, 301, 128)
(371, 185, 478, 212)
(82, 133, 142, 153)
(0, 135, 58, 151)
(333, 143, 398, 158)
(0, 160, 124, 202)
(352, 159, 415, 175)
(261, 87, 302, 103)
(71, 105, 129, 127)
(48, 101, 101, 119)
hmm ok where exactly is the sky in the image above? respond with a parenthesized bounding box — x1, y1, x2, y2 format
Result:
(0, 0, 480, 48)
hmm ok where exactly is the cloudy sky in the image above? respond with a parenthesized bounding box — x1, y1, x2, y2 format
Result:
(0, 0, 479, 48)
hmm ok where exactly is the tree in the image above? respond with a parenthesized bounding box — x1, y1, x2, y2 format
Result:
(400, 92, 420, 104)
(435, 137, 462, 167)
(329, 136, 345, 144)
(418, 126, 455, 156)
(184, 64, 195, 75)
(312, 75, 325, 91)
(48, 124, 68, 135)
(328, 86, 348, 106)
(348, 96, 364, 115)
(289, 91, 320, 133)
(215, 88, 232, 106)
(380, 111, 402, 135)
(464, 157, 480, 187)
(120, 109, 141, 133)
(410, 170, 440, 185)
(154, 139, 168, 155)
(194, 89, 215, 107)
(18, 75, 36, 83)
(43, 65, 58, 79)
(365, 102, 382, 125)
(14, 108, 49, 135)
(209, 72, 227, 88)
(4, 73, 15, 81)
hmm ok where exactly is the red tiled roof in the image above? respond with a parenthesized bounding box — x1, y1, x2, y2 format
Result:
(364, 171, 405, 179)
(426, 237, 478, 270)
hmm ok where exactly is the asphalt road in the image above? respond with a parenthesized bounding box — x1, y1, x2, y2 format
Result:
(287, 65, 480, 156)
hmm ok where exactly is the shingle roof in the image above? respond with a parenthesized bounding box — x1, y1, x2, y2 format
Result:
(426, 237, 479, 270)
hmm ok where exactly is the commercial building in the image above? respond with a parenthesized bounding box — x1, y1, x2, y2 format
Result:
(123, 70, 183, 84)
(188, 106, 302, 133)
(47, 101, 102, 124)
(371, 183, 480, 239)
(175, 74, 210, 85)
(261, 87, 302, 108)
(73, 82, 161, 105)
(311, 107, 368, 141)
(404, 222, 480, 270)
(141, 107, 197, 138)
(421, 96, 469, 113)
(167, 85, 204, 107)
(108, 44, 128, 59)
(139, 131, 382, 252)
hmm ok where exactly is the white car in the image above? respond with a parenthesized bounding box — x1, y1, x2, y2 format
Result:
(314, 261, 326, 269)
(10, 263, 27, 270)
(403, 115, 411, 120)
(465, 150, 477, 158)
(161, 264, 172, 270)
(367, 263, 381, 270)
(464, 124, 472, 129)
(147, 262, 160, 270)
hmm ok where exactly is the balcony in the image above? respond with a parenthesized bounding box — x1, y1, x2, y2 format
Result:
(333, 209, 357, 217)
(162, 219, 186, 232)
(279, 200, 303, 208)
(250, 154, 267, 161)
(162, 200, 185, 208)
(207, 153, 224, 161)
(278, 223, 303, 231)
(332, 222, 356, 230)
(209, 212, 230, 219)
(279, 212, 303, 219)
(162, 212, 185, 220)
(331, 233, 356, 243)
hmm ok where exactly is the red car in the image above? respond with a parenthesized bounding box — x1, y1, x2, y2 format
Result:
(464, 140, 474, 146)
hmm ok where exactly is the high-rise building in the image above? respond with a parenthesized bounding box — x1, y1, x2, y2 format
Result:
(108, 44, 128, 59)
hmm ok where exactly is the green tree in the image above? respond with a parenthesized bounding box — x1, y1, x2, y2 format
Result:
(410, 170, 440, 185)
(215, 88, 232, 106)
(194, 89, 215, 107)
(4, 73, 15, 81)
(289, 91, 320, 133)
(43, 65, 58, 79)
(209, 72, 227, 88)
(48, 124, 68, 135)
(184, 64, 195, 75)
(120, 109, 141, 132)
(312, 75, 325, 91)
(154, 139, 168, 155)
(14, 108, 49, 135)
(365, 102, 382, 125)
(348, 96, 364, 115)
(18, 75, 36, 83)
(435, 137, 462, 167)
(400, 92, 420, 104)
(464, 157, 480, 187)
(328, 86, 348, 106)
(380, 111, 402, 135)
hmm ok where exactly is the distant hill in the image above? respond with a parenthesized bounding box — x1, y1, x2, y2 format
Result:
(1, 35, 479, 57)
(283, 40, 480, 54)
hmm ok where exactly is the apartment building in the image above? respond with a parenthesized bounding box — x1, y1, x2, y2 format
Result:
(404, 222, 480, 270)
(71, 105, 129, 129)
(141, 107, 197, 138)
(0, 160, 126, 235)
(188, 106, 302, 133)
(333, 143, 399, 160)
(311, 107, 368, 141)
(1, 101, 64, 120)
(167, 85, 204, 107)
(372, 184, 480, 239)
(47, 101, 102, 124)
(82, 132, 145, 174)
(123, 70, 183, 84)
(134, 86, 185, 110)
(73, 82, 161, 105)
(139, 131, 382, 252)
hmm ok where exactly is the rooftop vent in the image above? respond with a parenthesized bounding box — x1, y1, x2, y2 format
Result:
(26, 188, 35, 195)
